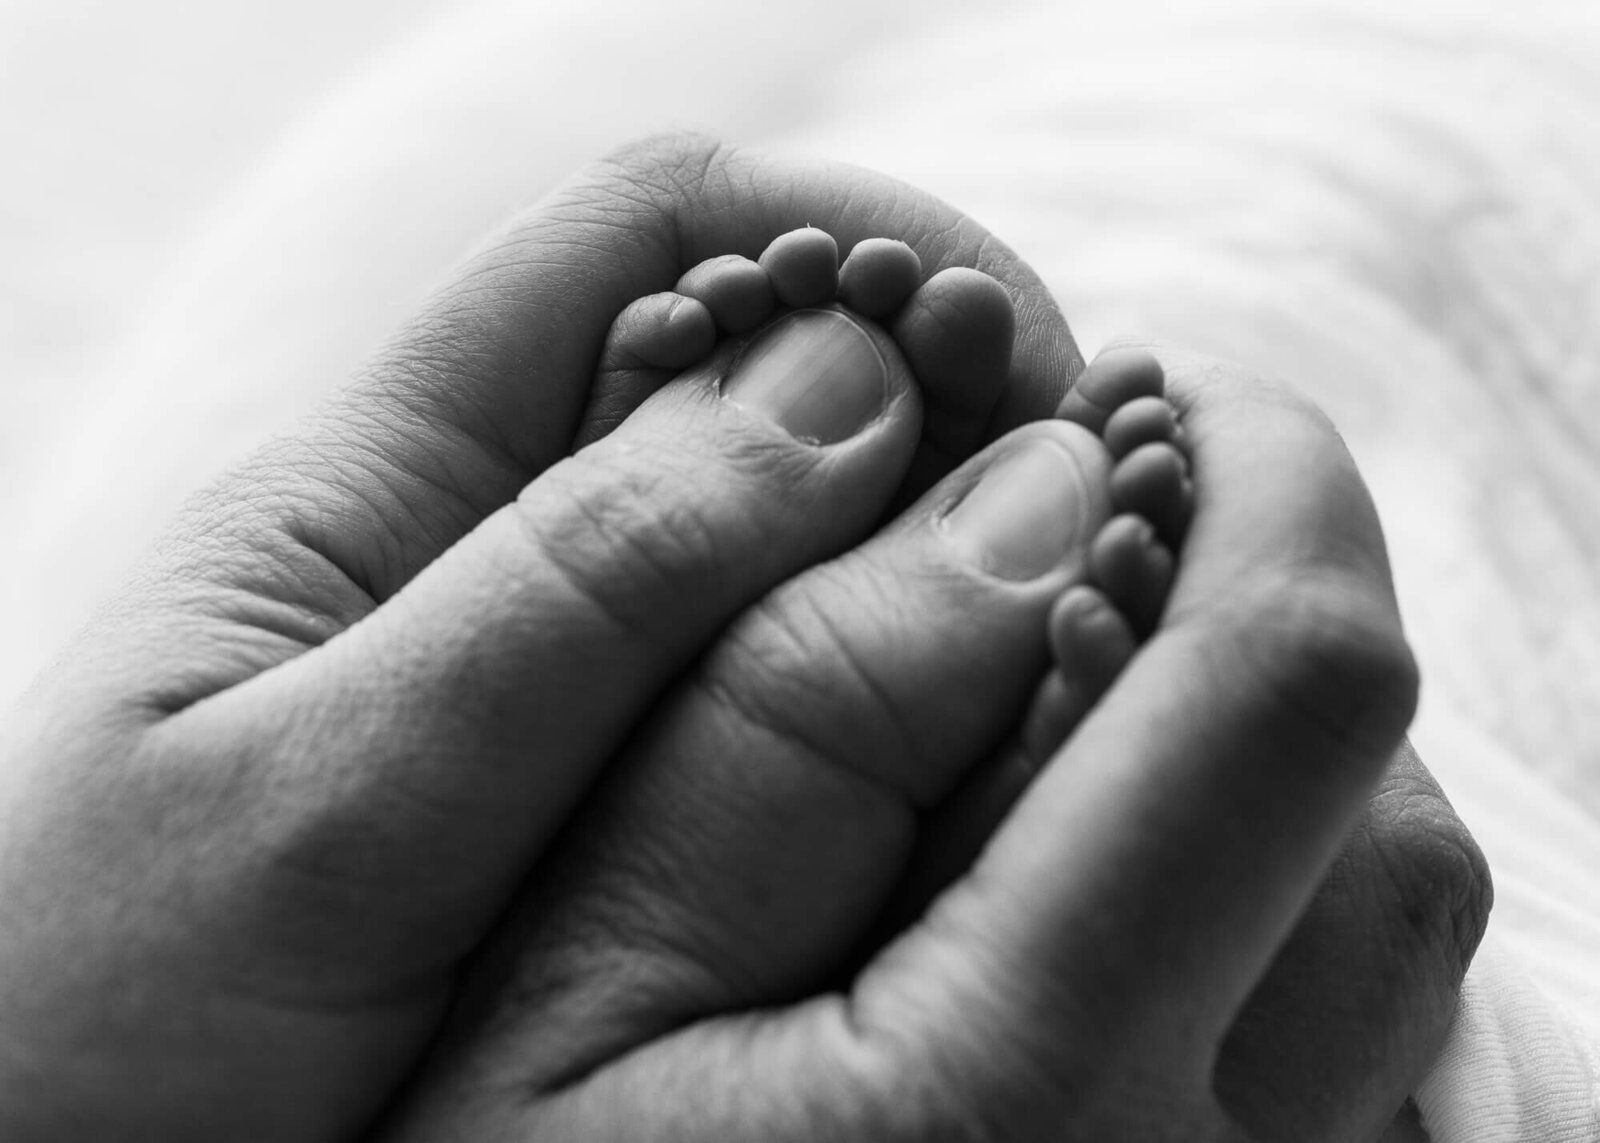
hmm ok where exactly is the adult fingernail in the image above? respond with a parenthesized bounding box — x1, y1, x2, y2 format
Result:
(942, 442, 1091, 580)
(721, 309, 887, 444)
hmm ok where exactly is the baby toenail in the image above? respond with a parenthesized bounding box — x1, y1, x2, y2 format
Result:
(721, 310, 887, 445)
(942, 441, 1091, 580)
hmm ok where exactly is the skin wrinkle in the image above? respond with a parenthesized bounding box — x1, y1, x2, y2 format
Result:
(510, 452, 769, 649)
(783, 566, 933, 787)
(330, 415, 502, 584)
(364, 339, 526, 453)
(801, 993, 1006, 1143)
(96, 506, 360, 715)
(583, 878, 775, 1020)
(294, 453, 419, 603)
(134, 597, 329, 715)
(854, 910, 1134, 1143)
(687, 656, 910, 816)
(446, 847, 777, 1100)
(1364, 780, 1493, 981)
(355, 332, 542, 476)
(742, 569, 930, 782)
(235, 443, 492, 612)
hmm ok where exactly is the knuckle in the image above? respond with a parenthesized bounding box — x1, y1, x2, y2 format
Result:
(1364, 782, 1494, 980)
(698, 570, 932, 801)
(1227, 573, 1420, 765)
(510, 445, 749, 641)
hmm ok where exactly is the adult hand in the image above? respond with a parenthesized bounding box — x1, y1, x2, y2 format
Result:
(0, 137, 1486, 1142)
(371, 338, 1486, 1143)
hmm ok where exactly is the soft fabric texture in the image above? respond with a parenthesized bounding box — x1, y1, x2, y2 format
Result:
(1417, 940, 1599, 1141)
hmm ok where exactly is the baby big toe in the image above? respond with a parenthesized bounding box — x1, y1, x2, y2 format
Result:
(891, 267, 1017, 499)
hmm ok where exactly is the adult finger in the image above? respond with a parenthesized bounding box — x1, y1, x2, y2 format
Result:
(1214, 739, 1492, 1141)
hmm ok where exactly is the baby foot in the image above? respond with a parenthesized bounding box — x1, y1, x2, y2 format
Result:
(577, 226, 1015, 461)
(1023, 348, 1192, 764)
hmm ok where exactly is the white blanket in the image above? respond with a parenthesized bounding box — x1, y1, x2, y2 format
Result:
(4, 2, 1599, 1136)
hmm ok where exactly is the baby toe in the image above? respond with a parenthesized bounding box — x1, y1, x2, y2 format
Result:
(1110, 441, 1191, 543)
(1049, 584, 1139, 688)
(1020, 669, 1084, 768)
(1058, 346, 1166, 434)
(758, 227, 839, 308)
(1021, 585, 1138, 764)
(599, 292, 717, 373)
(1089, 515, 1176, 635)
(578, 292, 718, 450)
(676, 254, 775, 334)
(839, 238, 923, 318)
(1104, 395, 1181, 460)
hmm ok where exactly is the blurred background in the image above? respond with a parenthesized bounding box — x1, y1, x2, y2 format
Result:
(4, 2, 1600, 890)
